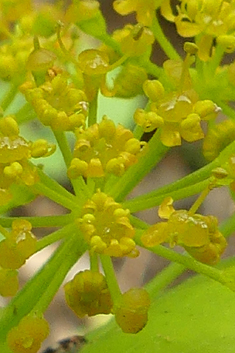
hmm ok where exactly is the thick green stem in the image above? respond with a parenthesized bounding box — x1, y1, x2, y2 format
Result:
(100, 254, 122, 303)
(151, 15, 181, 61)
(124, 138, 235, 211)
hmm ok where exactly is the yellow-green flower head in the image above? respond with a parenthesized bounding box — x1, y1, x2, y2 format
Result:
(139, 78, 220, 146)
(64, 270, 113, 317)
(113, 24, 154, 57)
(7, 312, 49, 353)
(113, 287, 151, 334)
(68, 117, 146, 178)
(22, 74, 88, 131)
(161, 0, 235, 60)
(0, 220, 37, 269)
(113, 0, 160, 26)
(141, 197, 227, 264)
(78, 190, 138, 257)
(0, 35, 33, 82)
(203, 119, 235, 161)
(0, 267, 19, 297)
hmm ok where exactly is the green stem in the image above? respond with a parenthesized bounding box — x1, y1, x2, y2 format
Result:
(36, 168, 76, 202)
(0, 231, 86, 341)
(124, 138, 235, 211)
(188, 185, 211, 215)
(124, 179, 210, 213)
(100, 254, 122, 303)
(109, 129, 169, 201)
(0, 83, 18, 111)
(0, 214, 73, 228)
(207, 44, 225, 78)
(135, 230, 225, 287)
(89, 252, 99, 272)
(53, 131, 73, 168)
(216, 101, 235, 120)
(99, 33, 122, 55)
(151, 15, 181, 61)
(143, 60, 163, 78)
(88, 91, 98, 126)
(133, 125, 144, 140)
(37, 162, 90, 203)
(36, 223, 84, 252)
(146, 262, 185, 300)
(219, 212, 235, 238)
(31, 182, 77, 210)
(14, 102, 36, 124)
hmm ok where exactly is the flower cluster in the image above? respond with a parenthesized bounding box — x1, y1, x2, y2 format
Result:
(0, 116, 55, 205)
(141, 197, 227, 264)
(22, 74, 88, 131)
(161, 0, 235, 60)
(135, 62, 220, 146)
(78, 190, 138, 257)
(68, 117, 146, 178)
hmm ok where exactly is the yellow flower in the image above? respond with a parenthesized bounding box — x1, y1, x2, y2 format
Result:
(135, 60, 220, 146)
(141, 198, 227, 264)
(113, 0, 161, 26)
(64, 270, 112, 317)
(7, 313, 49, 353)
(22, 74, 88, 131)
(161, 0, 235, 60)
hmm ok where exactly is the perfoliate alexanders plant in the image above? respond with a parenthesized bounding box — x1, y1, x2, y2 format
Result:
(1, 0, 235, 351)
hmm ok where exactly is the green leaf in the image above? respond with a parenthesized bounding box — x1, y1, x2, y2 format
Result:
(82, 271, 235, 353)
